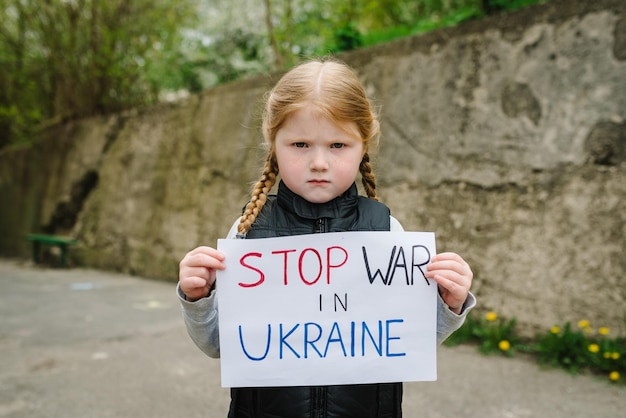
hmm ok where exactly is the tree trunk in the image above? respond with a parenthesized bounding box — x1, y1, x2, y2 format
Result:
(263, 0, 283, 70)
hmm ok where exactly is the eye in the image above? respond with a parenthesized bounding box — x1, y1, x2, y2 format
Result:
(330, 143, 345, 149)
(294, 142, 307, 148)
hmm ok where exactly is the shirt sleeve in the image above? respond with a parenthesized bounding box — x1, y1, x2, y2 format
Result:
(176, 218, 241, 359)
(177, 283, 221, 358)
(390, 215, 403, 232)
(437, 291, 476, 344)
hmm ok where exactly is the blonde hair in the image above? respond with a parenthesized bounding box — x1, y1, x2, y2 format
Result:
(238, 58, 380, 234)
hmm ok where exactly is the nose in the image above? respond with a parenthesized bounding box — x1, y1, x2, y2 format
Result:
(309, 148, 329, 171)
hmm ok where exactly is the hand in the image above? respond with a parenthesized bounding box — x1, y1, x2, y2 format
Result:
(425, 252, 473, 314)
(179, 246, 226, 302)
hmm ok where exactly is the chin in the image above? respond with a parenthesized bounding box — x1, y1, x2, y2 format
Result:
(303, 194, 335, 204)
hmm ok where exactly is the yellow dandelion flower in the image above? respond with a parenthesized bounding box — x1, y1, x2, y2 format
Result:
(598, 327, 610, 336)
(609, 371, 620, 382)
(611, 352, 620, 360)
(498, 340, 511, 351)
(577, 319, 590, 329)
(588, 344, 600, 353)
(550, 326, 560, 334)
(604, 352, 612, 359)
(485, 311, 497, 322)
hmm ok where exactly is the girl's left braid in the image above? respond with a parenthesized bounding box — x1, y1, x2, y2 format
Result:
(360, 152, 378, 201)
(237, 153, 279, 234)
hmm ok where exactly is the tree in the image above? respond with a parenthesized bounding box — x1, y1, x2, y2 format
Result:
(0, 0, 549, 149)
(0, 0, 195, 147)
(263, 0, 284, 70)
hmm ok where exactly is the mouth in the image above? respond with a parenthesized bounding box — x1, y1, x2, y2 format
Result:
(308, 179, 330, 185)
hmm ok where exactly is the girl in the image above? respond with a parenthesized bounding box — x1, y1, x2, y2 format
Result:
(178, 58, 475, 417)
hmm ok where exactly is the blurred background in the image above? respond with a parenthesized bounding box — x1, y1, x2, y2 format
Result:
(0, 0, 545, 150)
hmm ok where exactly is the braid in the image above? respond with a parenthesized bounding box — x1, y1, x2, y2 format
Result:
(359, 152, 378, 201)
(238, 153, 279, 235)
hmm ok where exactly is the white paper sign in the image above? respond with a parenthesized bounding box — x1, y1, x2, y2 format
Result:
(217, 231, 437, 388)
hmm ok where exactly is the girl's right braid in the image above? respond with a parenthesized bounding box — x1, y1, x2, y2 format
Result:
(359, 152, 379, 201)
(237, 154, 279, 235)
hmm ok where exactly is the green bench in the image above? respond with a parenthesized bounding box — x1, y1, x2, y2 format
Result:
(26, 234, 77, 267)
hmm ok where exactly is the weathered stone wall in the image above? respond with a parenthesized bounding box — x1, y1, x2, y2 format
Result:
(1, 0, 624, 335)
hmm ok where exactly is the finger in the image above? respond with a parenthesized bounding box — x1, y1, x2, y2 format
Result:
(426, 260, 465, 273)
(430, 252, 466, 264)
(433, 275, 467, 305)
(429, 255, 469, 269)
(182, 252, 226, 270)
(180, 275, 212, 293)
(428, 271, 469, 288)
(187, 246, 225, 260)
(430, 254, 470, 272)
(427, 257, 472, 282)
(433, 274, 463, 291)
(427, 255, 472, 277)
(181, 285, 211, 302)
(182, 275, 211, 287)
(180, 266, 212, 280)
(426, 261, 471, 278)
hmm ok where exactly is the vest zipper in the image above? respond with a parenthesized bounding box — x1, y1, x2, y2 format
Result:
(311, 386, 326, 417)
(314, 219, 327, 415)
(315, 218, 326, 234)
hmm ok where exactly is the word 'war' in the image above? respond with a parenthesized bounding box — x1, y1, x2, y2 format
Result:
(362, 245, 431, 286)
(237, 244, 431, 287)
(238, 319, 406, 361)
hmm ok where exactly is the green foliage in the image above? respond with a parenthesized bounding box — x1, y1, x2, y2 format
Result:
(332, 22, 364, 53)
(445, 311, 520, 357)
(535, 322, 591, 372)
(354, 0, 549, 50)
(486, 0, 546, 11)
(360, 5, 482, 47)
(535, 321, 626, 379)
(0, 0, 554, 149)
(445, 312, 626, 383)
(0, 67, 42, 148)
(146, 29, 269, 95)
(0, 0, 196, 147)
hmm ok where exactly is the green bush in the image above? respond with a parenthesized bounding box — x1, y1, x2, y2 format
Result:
(445, 312, 626, 383)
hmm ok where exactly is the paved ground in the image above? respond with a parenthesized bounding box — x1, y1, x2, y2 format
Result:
(0, 258, 624, 418)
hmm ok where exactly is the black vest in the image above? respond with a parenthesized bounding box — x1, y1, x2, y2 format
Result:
(229, 181, 402, 418)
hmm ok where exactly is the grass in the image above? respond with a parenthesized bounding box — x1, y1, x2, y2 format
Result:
(361, 6, 483, 48)
(444, 311, 626, 384)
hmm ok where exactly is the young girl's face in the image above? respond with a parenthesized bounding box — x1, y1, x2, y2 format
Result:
(275, 106, 364, 204)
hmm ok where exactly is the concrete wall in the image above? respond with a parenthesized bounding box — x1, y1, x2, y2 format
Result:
(1, 0, 624, 335)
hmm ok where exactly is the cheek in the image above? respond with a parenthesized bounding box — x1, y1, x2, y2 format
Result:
(274, 148, 290, 170)
(347, 151, 364, 171)
(334, 157, 362, 183)
(275, 154, 302, 178)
